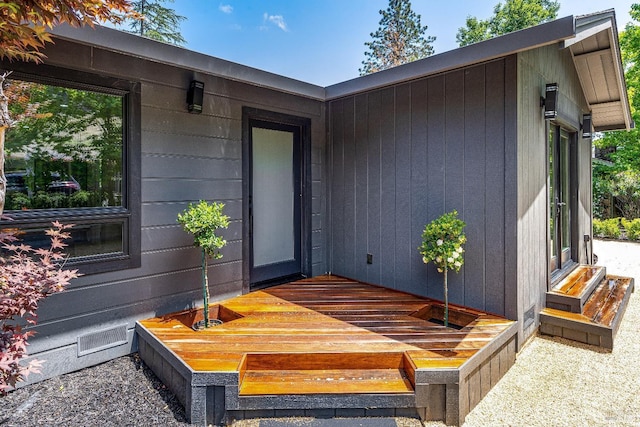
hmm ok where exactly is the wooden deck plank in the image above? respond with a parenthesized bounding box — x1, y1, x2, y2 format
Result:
(591, 276, 633, 326)
(550, 266, 602, 296)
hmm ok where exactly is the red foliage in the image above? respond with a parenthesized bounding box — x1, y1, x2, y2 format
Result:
(0, 221, 78, 394)
(1, 1, 137, 63)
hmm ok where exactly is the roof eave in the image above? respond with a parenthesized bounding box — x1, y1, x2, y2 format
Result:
(49, 24, 326, 101)
(325, 15, 576, 100)
(568, 10, 633, 131)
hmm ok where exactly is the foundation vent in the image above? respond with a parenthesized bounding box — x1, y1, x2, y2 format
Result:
(77, 324, 128, 357)
(524, 305, 536, 329)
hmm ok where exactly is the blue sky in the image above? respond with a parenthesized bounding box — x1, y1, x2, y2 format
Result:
(142, 1, 636, 86)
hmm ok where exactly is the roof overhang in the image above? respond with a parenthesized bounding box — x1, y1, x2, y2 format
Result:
(48, 24, 326, 101)
(325, 16, 576, 100)
(565, 10, 632, 131)
(45, 10, 632, 129)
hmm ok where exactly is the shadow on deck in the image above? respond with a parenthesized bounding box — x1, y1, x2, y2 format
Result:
(136, 275, 518, 426)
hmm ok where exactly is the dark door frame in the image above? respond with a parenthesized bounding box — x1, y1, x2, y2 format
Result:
(241, 107, 312, 293)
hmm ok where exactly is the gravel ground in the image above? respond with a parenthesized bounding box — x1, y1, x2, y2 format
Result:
(461, 239, 640, 427)
(1, 239, 638, 426)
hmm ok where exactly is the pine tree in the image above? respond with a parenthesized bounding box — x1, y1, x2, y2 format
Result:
(126, 0, 186, 46)
(456, 0, 559, 47)
(360, 0, 435, 75)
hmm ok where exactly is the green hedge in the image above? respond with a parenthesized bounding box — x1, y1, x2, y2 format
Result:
(621, 218, 640, 241)
(593, 218, 621, 239)
(594, 217, 640, 241)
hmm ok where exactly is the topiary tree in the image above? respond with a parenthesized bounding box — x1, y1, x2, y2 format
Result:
(419, 210, 466, 327)
(177, 200, 229, 329)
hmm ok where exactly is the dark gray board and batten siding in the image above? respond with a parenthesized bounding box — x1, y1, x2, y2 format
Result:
(328, 57, 519, 321)
(3, 38, 326, 384)
(516, 44, 591, 342)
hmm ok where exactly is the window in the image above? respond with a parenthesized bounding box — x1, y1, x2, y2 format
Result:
(2, 68, 140, 274)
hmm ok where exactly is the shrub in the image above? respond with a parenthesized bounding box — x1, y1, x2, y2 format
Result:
(5, 192, 31, 210)
(0, 221, 78, 394)
(31, 191, 52, 209)
(69, 190, 92, 208)
(593, 218, 621, 239)
(622, 218, 640, 241)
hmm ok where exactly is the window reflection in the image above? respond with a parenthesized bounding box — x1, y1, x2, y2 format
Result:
(4, 80, 123, 211)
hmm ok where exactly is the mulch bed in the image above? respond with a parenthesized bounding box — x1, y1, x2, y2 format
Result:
(0, 354, 189, 427)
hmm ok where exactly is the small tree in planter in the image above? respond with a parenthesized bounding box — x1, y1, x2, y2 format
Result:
(177, 201, 229, 329)
(419, 210, 466, 327)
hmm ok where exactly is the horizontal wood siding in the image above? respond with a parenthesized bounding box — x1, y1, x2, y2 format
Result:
(9, 40, 326, 376)
(517, 45, 590, 344)
(328, 59, 516, 316)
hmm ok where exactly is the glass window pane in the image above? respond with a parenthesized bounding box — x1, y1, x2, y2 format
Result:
(4, 79, 123, 211)
(1, 222, 124, 260)
(549, 127, 555, 259)
(560, 131, 571, 253)
(252, 127, 295, 267)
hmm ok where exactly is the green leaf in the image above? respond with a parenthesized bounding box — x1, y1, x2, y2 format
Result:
(177, 200, 229, 259)
(418, 210, 466, 273)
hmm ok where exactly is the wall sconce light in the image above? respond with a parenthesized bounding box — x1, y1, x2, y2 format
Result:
(581, 113, 592, 138)
(187, 80, 204, 114)
(540, 83, 558, 119)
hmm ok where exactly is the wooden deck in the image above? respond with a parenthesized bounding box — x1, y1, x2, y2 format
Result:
(546, 265, 606, 313)
(136, 275, 518, 426)
(541, 268, 634, 349)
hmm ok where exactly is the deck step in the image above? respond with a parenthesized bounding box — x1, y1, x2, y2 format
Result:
(540, 275, 634, 349)
(546, 265, 606, 313)
(239, 368, 414, 395)
(238, 352, 415, 396)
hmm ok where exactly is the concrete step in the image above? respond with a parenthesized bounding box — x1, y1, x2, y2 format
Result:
(546, 265, 606, 313)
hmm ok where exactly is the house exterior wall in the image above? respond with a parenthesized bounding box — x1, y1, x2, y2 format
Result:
(327, 57, 519, 320)
(2, 38, 326, 384)
(516, 44, 591, 343)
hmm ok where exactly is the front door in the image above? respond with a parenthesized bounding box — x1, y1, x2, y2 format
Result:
(549, 126, 573, 273)
(249, 119, 302, 286)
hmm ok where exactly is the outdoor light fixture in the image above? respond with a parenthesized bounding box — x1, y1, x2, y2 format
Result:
(541, 83, 558, 119)
(581, 113, 592, 138)
(187, 80, 204, 114)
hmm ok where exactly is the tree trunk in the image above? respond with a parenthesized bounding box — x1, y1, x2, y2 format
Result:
(202, 248, 210, 328)
(1, 71, 13, 216)
(0, 127, 5, 216)
(444, 268, 449, 328)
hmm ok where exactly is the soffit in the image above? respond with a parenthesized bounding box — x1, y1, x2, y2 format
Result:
(566, 11, 632, 131)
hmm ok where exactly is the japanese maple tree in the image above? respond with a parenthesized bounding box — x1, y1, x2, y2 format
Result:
(0, 0, 133, 392)
(1, 221, 78, 393)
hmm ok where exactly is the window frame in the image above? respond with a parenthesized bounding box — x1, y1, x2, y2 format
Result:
(2, 64, 141, 275)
